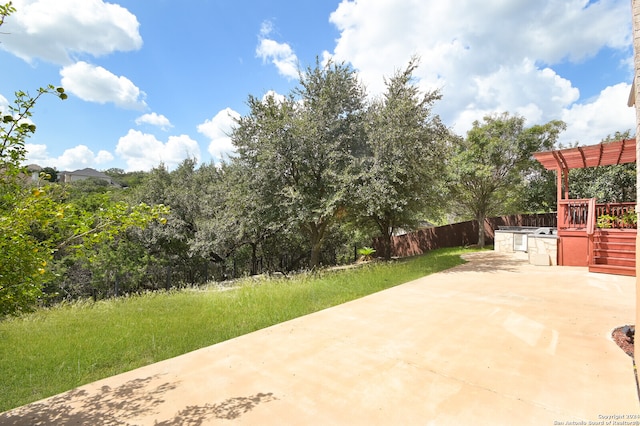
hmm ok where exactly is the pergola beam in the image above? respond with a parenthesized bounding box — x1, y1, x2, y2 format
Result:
(533, 138, 637, 204)
(534, 139, 636, 171)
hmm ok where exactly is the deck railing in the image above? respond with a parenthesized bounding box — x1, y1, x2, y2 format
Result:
(594, 202, 637, 229)
(558, 199, 591, 230)
(559, 199, 636, 231)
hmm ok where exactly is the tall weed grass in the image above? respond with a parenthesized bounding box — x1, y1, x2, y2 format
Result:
(0, 247, 474, 412)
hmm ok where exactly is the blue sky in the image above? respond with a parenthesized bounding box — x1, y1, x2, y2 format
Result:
(0, 0, 635, 172)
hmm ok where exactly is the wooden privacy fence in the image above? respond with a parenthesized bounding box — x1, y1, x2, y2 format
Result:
(377, 213, 557, 258)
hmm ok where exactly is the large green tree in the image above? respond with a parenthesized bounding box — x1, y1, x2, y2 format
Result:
(231, 94, 300, 270)
(355, 58, 450, 259)
(292, 59, 367, 267)
(232, 59, 367, 268)
(450, 113, 565, 247)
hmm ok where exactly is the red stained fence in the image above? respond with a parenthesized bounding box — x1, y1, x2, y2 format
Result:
(377, 213, 557, 258)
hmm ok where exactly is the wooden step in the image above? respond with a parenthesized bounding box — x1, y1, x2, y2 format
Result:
(588, 264, 636, 276)
(591, 256, 635, 267)
(593, 238, 635, 244)
(590, 229, 636, 276)
(593, 244, 636, 256)
(593, 232, 636, 241)
(593, 239, 636, 247)
(595, 229, 636, 235)
(592, 249, 636, 259)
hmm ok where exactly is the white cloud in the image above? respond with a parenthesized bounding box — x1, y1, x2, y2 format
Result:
(197, 108, 241, 161)
(559, 83, 636, 146)
(25, 143, 114, 170)
(327, 0, 633, 143)
(60, 61, 147, 109)
(261, 90, 286, 104)
(0, 0, 142, 65)
(256, 20, 299, 79)
(95, 150, 115, 164)
(259, 20, 274, 38)
(24, 144, 50, 164)
(115, 129, 201, 171)
(135, 112, 173, 130)
(449, 59, 580, 136)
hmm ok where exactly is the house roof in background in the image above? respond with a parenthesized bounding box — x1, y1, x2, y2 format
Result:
(63, 168, 109, 177)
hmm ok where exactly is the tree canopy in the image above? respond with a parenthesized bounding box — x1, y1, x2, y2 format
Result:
(449, 113, 565, 247)
(232, 59, 368, 268)
(354, 57, 450, 259)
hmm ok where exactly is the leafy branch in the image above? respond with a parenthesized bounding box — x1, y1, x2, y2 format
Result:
(0, 1, 15, 30)
(1, 86, 67, 174)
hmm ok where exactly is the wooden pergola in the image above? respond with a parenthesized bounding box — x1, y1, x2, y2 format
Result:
(533, 138, 636, 201)
(532, 138, 637, 275)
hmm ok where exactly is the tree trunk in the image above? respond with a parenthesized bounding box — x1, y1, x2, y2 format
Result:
(382, 232, 392, 260)
(374, 217, 393, 260)
(250, 242, 258, 275)
(310, 240, 322, 269)
(307, 223, 323, 269)
(477, 213, 486, 248)
(380, 223, 394, 260)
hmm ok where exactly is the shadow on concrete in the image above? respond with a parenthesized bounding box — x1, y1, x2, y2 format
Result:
(1, 373, 277, 426)
(441, 252, 529, 274)
(156, 392, 277, 425)
(0, 374, 177, 425)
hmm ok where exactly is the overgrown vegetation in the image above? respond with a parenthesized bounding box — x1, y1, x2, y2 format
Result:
(0, 2, 636, 317)
(0, 247, 473, 412)
(0, 3, 169, 317)
(0, 87, 168, 316)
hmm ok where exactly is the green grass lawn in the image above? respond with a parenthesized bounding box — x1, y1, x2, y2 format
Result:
(0, 247, 475, 412)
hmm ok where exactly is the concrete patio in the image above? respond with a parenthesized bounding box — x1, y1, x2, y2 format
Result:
(1, 251, 637, 425)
